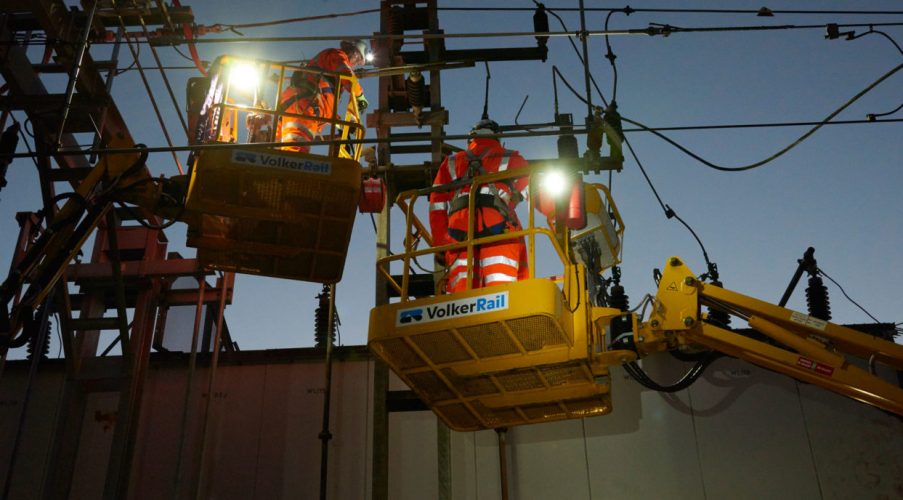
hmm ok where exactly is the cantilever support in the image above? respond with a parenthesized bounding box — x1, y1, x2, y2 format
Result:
(639, 256, 903, 416)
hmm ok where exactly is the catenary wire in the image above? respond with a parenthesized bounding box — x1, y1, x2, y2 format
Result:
(547, 18, 717, 270)
(538, 1, 611, 108)
(817, 267, 882, 323)
(855, 29, 903, 56)
(622, 133, 713, 268)
(171, 44, 196, 63)
(4, 117, 900, 160)
(622, 62, 903, 172)
(603, 8, 631, 102)
(436, 7, 903, 15)
(8, 22, 903, 47)
(115, 17, 185, 175)
(218, 7, 380, 30)
(209, 6, 903, 30)
(137, 13, 191, 140)
(868, 101, 903, 120)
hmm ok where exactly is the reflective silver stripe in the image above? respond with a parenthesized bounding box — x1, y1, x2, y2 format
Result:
(498, 191, 511, 203)
(497, 151, 513, 171)
(448, 272, 468, 289)
(447, 156, 458, 181)
(483, 273, 517, 284)
(480, 255, 519, 269)
(283, 121, 316, 139)
(430, 202, 448, 211)
(282, 133, 309, 142)
(450, 258, 469, 270)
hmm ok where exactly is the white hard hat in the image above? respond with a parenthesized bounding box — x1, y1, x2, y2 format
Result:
(343, 39, 369, 60)
(470, 118, 500, 136)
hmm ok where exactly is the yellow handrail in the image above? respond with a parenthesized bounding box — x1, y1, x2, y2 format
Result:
(202, 55, 365, 159)
(378, 165, 624, 301)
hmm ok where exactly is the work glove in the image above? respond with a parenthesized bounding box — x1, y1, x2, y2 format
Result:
(356, 94, 369, 111)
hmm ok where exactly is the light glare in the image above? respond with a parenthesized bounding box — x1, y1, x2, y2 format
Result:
(229, 64, 260, 92)
(542, 170, 568, 198)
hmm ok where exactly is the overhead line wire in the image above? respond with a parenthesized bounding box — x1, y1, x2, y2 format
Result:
(7, 22, 903, 47)
(91, 22, 903, 45)
(218, 7, 380, 30)
(436, 7, 903, 15)
(4, 118, 900, 160)
(116, 20, 185, 174)
(622, 117, 714, 269)
(540, 3, 610, 108)
(622, 62, 903, 172)
(817, 268, 881, 324)
(854, 29, 903, 56)
(136, 12, 190, 140)
(202, 6, 903, 37)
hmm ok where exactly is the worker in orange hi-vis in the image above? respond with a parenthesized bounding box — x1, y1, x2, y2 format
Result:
(277, 39, 369, 152)
(429, 118, 533, 293)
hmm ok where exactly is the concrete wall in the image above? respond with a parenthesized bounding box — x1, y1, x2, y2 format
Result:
(1, 351, 900, 499)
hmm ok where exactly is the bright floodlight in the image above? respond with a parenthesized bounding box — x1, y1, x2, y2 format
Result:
(542, 170, 568, 198)
(229, 64, 260, 92)
(365, 52, 375, 63)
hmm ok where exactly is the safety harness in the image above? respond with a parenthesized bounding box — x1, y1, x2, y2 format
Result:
(277, 70, 332, 143)
(445, 148, 521, 241)
(279, 71, 330, 115)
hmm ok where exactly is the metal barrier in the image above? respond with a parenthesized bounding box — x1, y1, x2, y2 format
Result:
(378, 167, 625, 301)
(192, 55, 366, 161)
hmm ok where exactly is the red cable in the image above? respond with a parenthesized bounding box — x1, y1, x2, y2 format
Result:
(173, 0, 207, 76)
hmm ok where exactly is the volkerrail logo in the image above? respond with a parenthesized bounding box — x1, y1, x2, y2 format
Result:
(395, 292, 508, 327)
(231, 150, 331, 175)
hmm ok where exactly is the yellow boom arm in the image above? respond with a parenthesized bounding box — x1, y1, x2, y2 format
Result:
(636, 257, 903, 416)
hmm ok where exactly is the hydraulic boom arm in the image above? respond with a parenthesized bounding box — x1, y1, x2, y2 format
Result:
(632, 257, 903, 416)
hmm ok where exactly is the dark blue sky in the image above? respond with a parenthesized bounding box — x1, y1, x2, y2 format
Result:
(2, 1, 900, 352)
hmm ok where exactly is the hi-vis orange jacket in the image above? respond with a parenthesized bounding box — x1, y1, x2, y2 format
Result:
(278, 48, 363, 146)
(429, 138, 530, 246)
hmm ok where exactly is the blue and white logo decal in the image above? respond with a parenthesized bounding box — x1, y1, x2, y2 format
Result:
(234, 151, 258, 164)
(231, 149, 332, 175)
(395, 291, 509, 327)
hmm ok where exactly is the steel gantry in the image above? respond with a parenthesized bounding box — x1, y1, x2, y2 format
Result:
(0, 2, 234, 499)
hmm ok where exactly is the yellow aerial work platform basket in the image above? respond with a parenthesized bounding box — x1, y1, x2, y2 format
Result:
(371, 277, 626, 431)
(183, 55, 366, 283)
(186, 147, 361, 283)
(369, 168, 628, 431)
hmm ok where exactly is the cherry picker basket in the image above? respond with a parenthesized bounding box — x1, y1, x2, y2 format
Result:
(183, 55, 366, 283)
(186, 147, 361, 283)
(368, 169, 627, 430)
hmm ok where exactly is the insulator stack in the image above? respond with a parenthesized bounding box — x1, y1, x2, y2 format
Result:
(533, 4, 550, 60)
(405, 71, 426, 121)
(556, 113, 579, 159)
(387, 6, 405, 52)
(557, 134, 578, 159)
(609, 284, 632, 337)
(609, 285, 628, 311)
(706, 280, 731, 328)
(25, 315, 50, 361)
(806, 275, 831, 321)
(0, 123, 20, 193)
(314, 287, 334, 348)
(586, 108, 604, 159)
